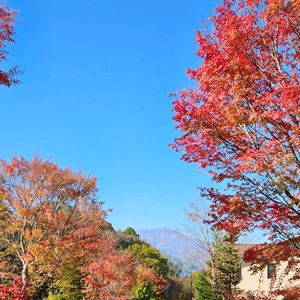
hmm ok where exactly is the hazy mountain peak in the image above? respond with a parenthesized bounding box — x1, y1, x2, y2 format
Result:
(137, 227, 198, 263)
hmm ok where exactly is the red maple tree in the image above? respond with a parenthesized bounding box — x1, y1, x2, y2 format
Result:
(83, 232, 135, 300)
(0, 2, 18, 87)
(172, 0, 299, 263)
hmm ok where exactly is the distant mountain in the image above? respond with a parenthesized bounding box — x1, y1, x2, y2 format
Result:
(137, 227, 202, 270)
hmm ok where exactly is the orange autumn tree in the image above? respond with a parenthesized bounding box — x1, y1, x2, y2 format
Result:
(0, 156, 134, 298)
(0, 156, 101, 292)
(172, 0, 299, 285)
(0, 2, 18, 87)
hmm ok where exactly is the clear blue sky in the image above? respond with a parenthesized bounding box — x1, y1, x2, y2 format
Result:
(2, 0, 221, 230)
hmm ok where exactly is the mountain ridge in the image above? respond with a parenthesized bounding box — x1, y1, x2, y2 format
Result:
(137, 227, 198, 264)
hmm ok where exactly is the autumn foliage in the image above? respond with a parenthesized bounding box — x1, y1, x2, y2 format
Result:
(0, 2, 18, 87)
(0, 278, 28, 300)
(0, 157, 176, 299)
(172, 0, 299, 247)
(83, 232, 135, 299)
(172, 0, 299, 295)
(0, 157, 109, 296)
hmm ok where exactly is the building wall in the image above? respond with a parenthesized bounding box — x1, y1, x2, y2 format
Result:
(238, 260, 300, 296)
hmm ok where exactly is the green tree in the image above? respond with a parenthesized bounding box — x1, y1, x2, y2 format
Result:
(47, 261, 83, 300)
(134, 283, 156, 300)
(194, 270, 221, 300)
(128, 243, 169, 277)
(124, 227, 140, 238)
(209, 233, 241, 300)
(118, 227, 170, 277)
(118, 227, 171, 299)
(117, 228, 143, 250)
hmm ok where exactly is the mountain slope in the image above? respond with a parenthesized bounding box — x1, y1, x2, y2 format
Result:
(137, 228, 199, 264)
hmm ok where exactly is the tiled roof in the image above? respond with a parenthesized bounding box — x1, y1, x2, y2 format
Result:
(235, 243, 258, 257)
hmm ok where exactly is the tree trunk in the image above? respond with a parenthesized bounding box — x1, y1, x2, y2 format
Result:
(21, 261, 28, 289)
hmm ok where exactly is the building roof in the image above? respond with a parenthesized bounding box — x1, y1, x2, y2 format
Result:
(235, 243, 258, 258)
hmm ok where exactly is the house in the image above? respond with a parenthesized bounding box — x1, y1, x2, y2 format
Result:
(236, 243, 300, 299)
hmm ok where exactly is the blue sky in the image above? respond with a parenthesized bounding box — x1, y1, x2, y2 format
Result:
(2, 0, 221, 230)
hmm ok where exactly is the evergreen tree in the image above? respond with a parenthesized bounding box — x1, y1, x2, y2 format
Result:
(194, 270, 222, 300)
(124, 227, 140, 238)
(209, 233, 241, 300)
(195, 271, 214, 300)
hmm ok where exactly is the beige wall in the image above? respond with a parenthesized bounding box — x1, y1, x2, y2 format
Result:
(238, 260, 299, 296)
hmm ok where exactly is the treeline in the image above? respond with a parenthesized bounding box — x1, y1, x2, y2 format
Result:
(0, 156, 195, 300)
